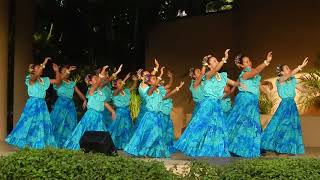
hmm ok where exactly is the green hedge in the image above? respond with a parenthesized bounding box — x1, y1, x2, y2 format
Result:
(0, 149, 177, 180)
(221, 158, 320, 179)
(2, 149, 320, 179)
(186, 158, 320, 180)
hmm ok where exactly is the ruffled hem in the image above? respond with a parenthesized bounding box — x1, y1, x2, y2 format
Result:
(124, 145, 171, 158)
(5, 137, 57, 149)
(262, 142, 304, 154)
(175, 98, 230, 157)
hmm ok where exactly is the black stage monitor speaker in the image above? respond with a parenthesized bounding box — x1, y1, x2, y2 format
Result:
(80, 131, 117, 156)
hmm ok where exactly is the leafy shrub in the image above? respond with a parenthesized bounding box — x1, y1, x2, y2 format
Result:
(221, 158, 320, 180)
(3, 149, 320, 179)
(0, 148, 178, 180)
(299, 69, 320, 112)
(259, 93, 276, 114)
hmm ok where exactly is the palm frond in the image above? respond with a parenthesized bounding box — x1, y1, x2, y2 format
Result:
(298, 69, 320, 111)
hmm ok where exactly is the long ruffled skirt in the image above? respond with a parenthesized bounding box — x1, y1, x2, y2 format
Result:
(174, 98, 230, 157)
(64, 109, 107, 150)
(108, 107, 134, 149)
(261, 98, 304, 154)
(6, 97, 57, 149)
(134, 104, 146, 129)
(227, 92, 262, 158)
(124, 111, 170, 158)
(50, 96, 78, 148)
(160, 113, 176, 153)
(102, 107, 113, 130)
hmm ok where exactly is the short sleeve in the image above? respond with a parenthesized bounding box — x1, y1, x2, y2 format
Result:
(25, 75, 31, 86)
(220, 72, 228, 84)
(42, 77, 51, 90)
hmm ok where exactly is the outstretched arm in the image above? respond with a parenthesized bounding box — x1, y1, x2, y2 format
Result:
(89, 65, 108, 96)
(164, 71, 174, 90)
(148, 67, 165, 96)
(206, 49, 229, 80)
(242, 52, 272, 80)
(163, 81, 185, 100)
(50, 63, 62, 86)
(30, 57, 50, 85)
(151, 59, 160, 75)
(279, 57, 308, 83)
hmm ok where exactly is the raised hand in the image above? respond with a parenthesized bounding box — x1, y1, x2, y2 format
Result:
(178, 81, 185, 88)
(160, 67, 165, 76)
(115, 64, 123, 74)
(202, 55, 210, 66)
(167, 71, 173, 78)
(69, 66, 77, 71)
(222, 49, 230, 62)
(43, 57, 51, 65)
(301, 57, 309, 68)
(124, 73, 131, 81)
(155, 59, 159, 68)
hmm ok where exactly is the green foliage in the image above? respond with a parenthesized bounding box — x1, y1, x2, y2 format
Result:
(259, 92, 276, 114)
(0, 148, 177, 180)
(2, 150, 320, 179)
(299, 69, 320, 111)
(221, 158, 320, 179)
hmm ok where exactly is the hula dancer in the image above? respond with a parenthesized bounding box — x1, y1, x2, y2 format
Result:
(108, 73, 138, 149)
(135, 59, 160, 129)
(50, 65, 87, 147)
(64, 66, 116, 150)
(188, 66, 205, 120)
(227, 52, 273, 158)
(6, 57, 61, 149)
(261, 58, 308, 155)
(125, 67, 184, 158)
(99, 64, 122, 129)
(175, 49, 238, 157)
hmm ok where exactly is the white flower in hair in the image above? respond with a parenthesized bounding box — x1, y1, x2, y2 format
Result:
(234, 54, 242, 65)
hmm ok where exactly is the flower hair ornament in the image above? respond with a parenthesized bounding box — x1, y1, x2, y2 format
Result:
(28, 64, 35, 74)
(189, 68, 195, 78)
(276, 64, 283, 76)
(202, 55, 211, 66)
(144, 73, 151, 83)
(234, 54, 242, 65)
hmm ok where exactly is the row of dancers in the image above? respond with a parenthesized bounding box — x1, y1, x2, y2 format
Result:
(5, 49, 309, 158)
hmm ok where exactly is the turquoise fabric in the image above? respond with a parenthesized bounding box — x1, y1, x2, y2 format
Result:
(203, 72, 228, 99)
(238, 67, 261, 96)
(276, 77, 297, 99)
(53, 81, 76, 99)
(87, 89, 107, 112)
(25, 75, 50, 98)
(112, 88, 131, 107)
(189, 80, 205, 103)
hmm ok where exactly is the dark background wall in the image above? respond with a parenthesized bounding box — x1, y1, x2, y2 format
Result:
(146, 0, 320, 115)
